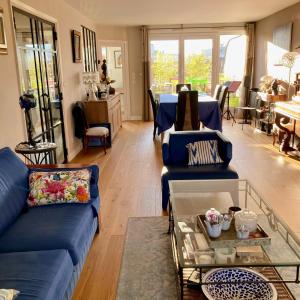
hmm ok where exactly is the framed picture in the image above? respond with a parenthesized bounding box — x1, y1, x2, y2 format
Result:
(273, 22, 293, 51)
(0, 8, 8, 55)
(114, 50, 122, 68)
(71, 30, 81, 63)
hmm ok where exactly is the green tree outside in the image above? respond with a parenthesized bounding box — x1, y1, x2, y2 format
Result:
(185, 54, 211, 93)
(151, 51, 212, 94)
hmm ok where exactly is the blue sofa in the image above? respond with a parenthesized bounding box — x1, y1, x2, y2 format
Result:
(161, 130, 239, 209)
(0, 147, 100, 300)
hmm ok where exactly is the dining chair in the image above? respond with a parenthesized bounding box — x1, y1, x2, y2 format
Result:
(147, 89, 159, 140)
(217, 85, 228, 114)
(176, 84, 192, 93)
(213, 84, 222, 100)
(72, 102, 109, 154)
(175, 90, 199, 131)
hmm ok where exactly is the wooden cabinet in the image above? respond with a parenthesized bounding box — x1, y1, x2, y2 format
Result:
(83, 93, 122, 140)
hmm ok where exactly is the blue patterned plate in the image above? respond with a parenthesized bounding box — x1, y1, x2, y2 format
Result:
(202, 268, 277, 300)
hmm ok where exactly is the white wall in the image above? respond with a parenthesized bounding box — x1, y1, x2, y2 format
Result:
(0, 0, 97, 160)
(97, 25, 143, 120)
(254, 2, 300, 86)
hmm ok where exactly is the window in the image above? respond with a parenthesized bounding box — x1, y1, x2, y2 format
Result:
(219, 35, 247, 107)
(150, 40, 179, 94)
(184, 39, 213, 94)
(82, 26, 97, 72)
(149, 30, 247, 102)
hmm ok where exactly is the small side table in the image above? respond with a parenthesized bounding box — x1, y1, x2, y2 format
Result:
(15, 142, 57, 165)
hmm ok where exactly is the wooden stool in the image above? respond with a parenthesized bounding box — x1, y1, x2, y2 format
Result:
(84, 126, 109, 154)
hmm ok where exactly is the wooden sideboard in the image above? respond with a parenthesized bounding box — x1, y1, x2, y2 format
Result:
(83, 93, 122, 140)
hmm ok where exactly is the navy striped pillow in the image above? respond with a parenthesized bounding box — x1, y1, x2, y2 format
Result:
(186, 140, 223, 165)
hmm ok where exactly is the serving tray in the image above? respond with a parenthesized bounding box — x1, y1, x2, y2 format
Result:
(197, 215, 271, 249)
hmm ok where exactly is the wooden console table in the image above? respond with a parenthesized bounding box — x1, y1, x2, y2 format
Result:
(83, 93, 122, 141)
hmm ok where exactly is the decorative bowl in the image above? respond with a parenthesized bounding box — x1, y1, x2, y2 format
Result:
(202, 268, 277, 300)
(235, 209, 258, 233)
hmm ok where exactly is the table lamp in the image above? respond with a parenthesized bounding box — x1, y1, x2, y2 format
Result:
(82, 72, 99, 101)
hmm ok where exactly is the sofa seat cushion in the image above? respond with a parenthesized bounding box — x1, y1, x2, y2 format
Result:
(161, 165, 239, 210)
(0, 203, 96, 265)
(162, 164, 239, 180)
(0, 249, 73, 300)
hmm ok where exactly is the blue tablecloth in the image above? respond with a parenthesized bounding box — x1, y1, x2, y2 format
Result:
(156, 94, 222, 134)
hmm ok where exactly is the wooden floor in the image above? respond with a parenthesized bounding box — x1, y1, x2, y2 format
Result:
(71, 120, 300, 300)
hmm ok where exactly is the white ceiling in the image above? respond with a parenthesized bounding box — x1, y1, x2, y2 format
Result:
(64, 0, 299, 26)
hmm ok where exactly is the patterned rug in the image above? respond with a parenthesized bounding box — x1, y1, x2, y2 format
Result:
(116, 217, 178, 300)
(117, 217, 300, 300)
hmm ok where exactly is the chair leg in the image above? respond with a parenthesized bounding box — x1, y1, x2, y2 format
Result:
(232, 109, 236, 126)
(83, 136, 88, 153)
(153, 123, 157, 140)
(102, 136, 107, 154)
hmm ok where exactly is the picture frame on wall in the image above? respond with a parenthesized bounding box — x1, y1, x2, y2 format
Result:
(71, 30, 81, 63)
(273, 22, 293, 51)
(114, 50, 122, 68)
(0, 8, 8, 55)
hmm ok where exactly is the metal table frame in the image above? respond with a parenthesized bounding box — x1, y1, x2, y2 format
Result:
(169, 179, 300, 299)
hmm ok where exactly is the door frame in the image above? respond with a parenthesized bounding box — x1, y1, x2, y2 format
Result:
(10, 0, 68, 162)
(98, 40, 131, 121)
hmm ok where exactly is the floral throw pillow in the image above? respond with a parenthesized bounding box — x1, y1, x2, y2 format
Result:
(27, 169, 91, 207)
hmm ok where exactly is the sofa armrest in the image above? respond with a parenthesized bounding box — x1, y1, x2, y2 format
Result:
(215, 131, 232, 166)
(162, 132, 170, 165)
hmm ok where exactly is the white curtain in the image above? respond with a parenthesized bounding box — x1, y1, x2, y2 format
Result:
(242, 23, 256, 106)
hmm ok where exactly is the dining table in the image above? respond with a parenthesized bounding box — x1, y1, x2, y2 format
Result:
(156, 94, 222, 135)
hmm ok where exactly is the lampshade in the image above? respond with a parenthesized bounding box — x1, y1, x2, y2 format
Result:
(280, 52, 299, 68)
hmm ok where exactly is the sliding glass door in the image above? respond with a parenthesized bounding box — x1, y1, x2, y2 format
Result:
(150, 39, 179, 94)
(184, 39, 213, 94)
(13, 8, 67, 163)
(219, 34, 247, 106)
(149, 31, 246, 98)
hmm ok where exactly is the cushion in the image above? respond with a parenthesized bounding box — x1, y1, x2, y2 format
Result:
(0, 203, 97, 265)
(0, 147, 28, 236)
(186, 140, 223, 165)
(161, 164, 239, 181)
(86, 126, 109, 136)
(161, 165, 239, 210)
(27, 169, 91, 207)
(0, 250, 73, 300)
(165, 131, 229, 166)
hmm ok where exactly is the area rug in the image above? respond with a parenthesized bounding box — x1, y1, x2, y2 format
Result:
(116, 217, 178, 300)
(117, 217, 300, 300)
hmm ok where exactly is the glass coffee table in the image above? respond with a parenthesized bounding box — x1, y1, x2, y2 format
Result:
(169, 179, 300, 299)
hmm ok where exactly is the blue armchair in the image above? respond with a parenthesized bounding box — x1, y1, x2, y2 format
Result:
(161, 130, 239, 210)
